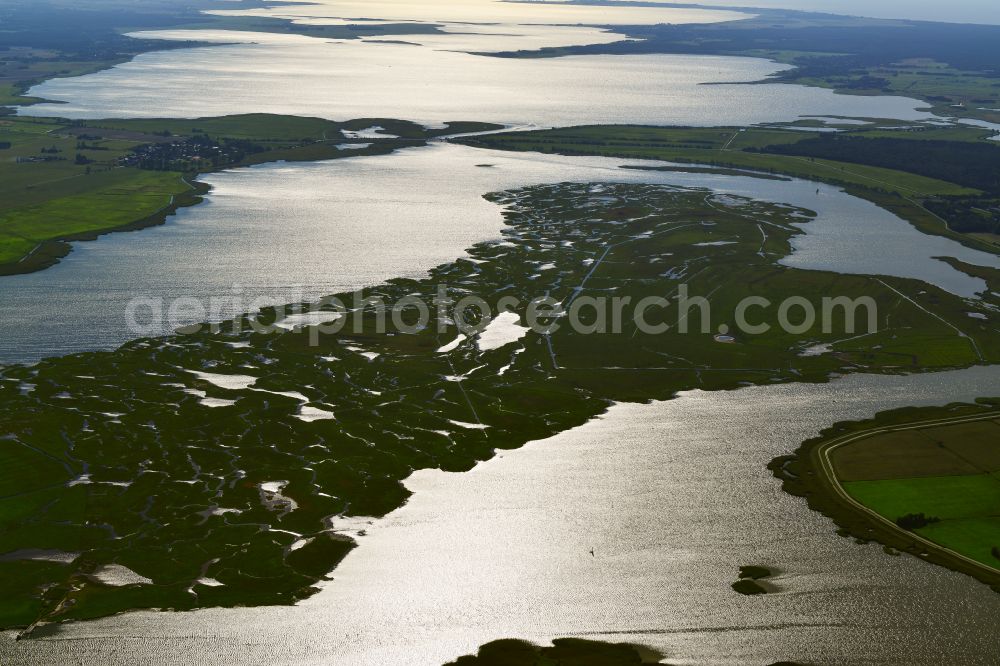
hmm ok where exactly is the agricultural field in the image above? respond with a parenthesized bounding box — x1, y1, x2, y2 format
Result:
(834, 418, 1000, 568)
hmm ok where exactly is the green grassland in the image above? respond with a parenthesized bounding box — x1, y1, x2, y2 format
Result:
(0, 170, 191, 269)
(453, 124, 999, 248)
(920, 518, 1000, 568)
(454, 125, 982, 198)
(834, 418, 1000, 568)
(845, 475, 1000, 522)
(0, 114, 500, 274)
(1, 182, 998, 630)
(93, 116, 493, 142)
(773, 405, 1000, 588)
(0, 116, 190, 271)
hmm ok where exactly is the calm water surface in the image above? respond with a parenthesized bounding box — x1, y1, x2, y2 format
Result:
(4, 3, 1000, 663)
(22, 33, 934, 126)
(3, 367, 999, 665)
(1, 143, 997, 364)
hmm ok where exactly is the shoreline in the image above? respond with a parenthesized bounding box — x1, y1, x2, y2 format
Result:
(769, 402, 1000, 593)
(452, 127, 1000, 255)
(0, 176, 210, 278)
(2, 2, 1000, 648)
(0, 118, 491, 278)
(5, 178, 997, 628)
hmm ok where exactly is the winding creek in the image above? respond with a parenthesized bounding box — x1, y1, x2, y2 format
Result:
(3, 1, 1000, 663)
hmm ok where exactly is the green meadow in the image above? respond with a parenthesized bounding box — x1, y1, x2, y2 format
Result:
(0, 114, 499, 273)
(835, 417, 1000, 570)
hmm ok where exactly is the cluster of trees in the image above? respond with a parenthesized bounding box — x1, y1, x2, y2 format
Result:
(896, 513, 941, 530)
(752, 135, 1000, 193)
(750, 134, 1000, 235)
(925, 197, 1000, 234)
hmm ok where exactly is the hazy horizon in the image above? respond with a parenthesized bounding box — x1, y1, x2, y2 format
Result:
(602, 0, 1000, 25)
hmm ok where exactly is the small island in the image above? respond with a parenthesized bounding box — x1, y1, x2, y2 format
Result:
(732, 565, 775, 595)
(444, 638, 664, 665)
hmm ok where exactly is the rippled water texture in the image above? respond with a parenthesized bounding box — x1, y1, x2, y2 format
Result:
(4, 367, 1000, 665)
(21, 22, 936, 125)
(1, 143, 997, 363)
(3, 3, 999, 664)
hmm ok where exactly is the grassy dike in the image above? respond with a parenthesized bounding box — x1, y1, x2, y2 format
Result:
(1, 181, 998, 631)
(770, 401, 1000, 592)
(0, 114, 500, 275)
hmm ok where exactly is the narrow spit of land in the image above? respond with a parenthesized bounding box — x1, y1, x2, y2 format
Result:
(1, 181, 997, 631)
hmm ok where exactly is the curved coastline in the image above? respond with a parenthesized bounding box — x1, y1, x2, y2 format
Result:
(0, 176, 209, 277)
(1, 3, 1000, 662)
(770, 402, 1000, 592)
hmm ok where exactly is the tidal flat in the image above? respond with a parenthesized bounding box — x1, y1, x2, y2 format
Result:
(1, 181, 997, 631)
(3, 141, 999, 364)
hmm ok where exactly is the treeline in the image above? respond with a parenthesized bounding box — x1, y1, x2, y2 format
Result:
(925, 197, 1000, 234)
(896, 513, 940, 530)
(751, 135, 1000, 193)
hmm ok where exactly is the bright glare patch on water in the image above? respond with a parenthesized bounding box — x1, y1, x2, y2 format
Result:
(274, 311, 344, 330)
(342, 126, 398, 139)
(187, 370, 258, 391)
(91, 564, 154, 587)
(12, 368, 1000, 664)
(20, 31, 935, 126)
(436, 334, 467, 353)
(194, 577, 224, 588)
(477, 311, 530, 351)
(447, 419, 490, 430)
(2, 143, 998, 363)
(0, 549, 80, 564)
(297, 405, 336, 422)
